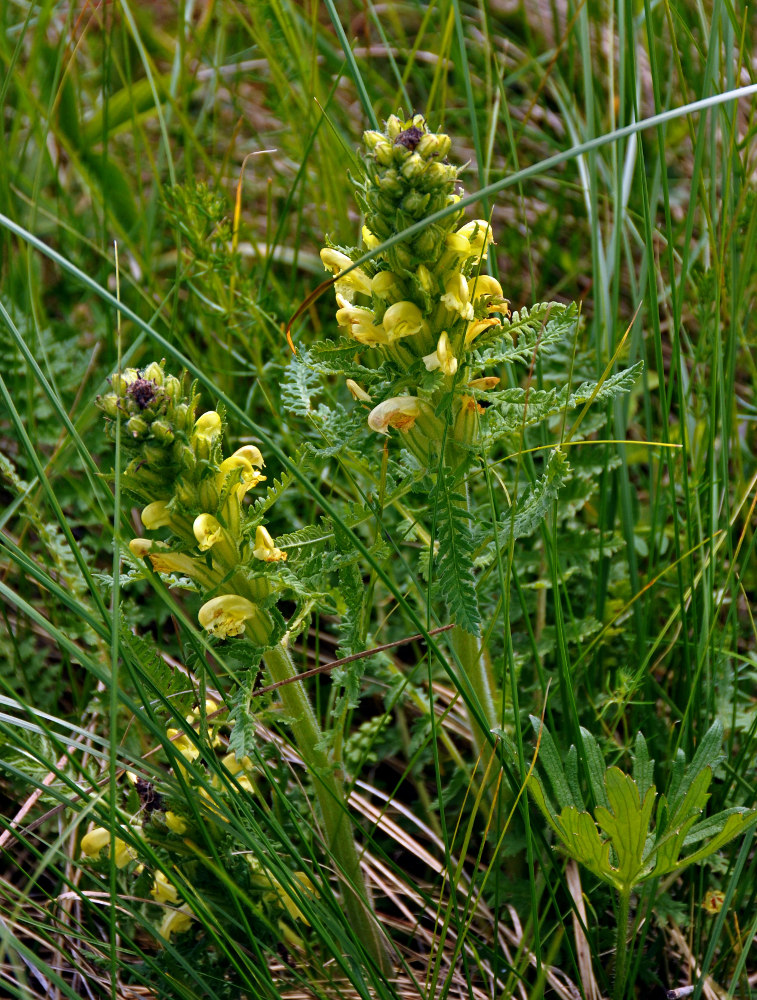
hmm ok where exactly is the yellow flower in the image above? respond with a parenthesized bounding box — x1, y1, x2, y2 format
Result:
(320, 248, 373, 301)
(151, 870, 180, 905)
(193, 513, 223, 552)
(233, 444, 265, 471)
(371, 271, 402, 300)
(423, 332, 458, 376)
(450, 219, 495, 261)
(129, 538, 153, 559)
(217, 454, 265, 499)
(468, 376, 500, 390)
(198, 594, 258, 638)
(252, 525, 287, 562)
(468, 273, 503, 302)
(166, 729, 200, 762)
(335, 295, 387, 346)
(367, 396, 423, 435)
(193, 410, 222, 442)
(141, 501, 172, 530)
(346, 379, 371, 402)
(148, 550, 199, 577)
(158, 904, 194, 941)
(80, 826, 136, 868)
(440, 274, 474, 320)
(382, 301, 427, 342)
(362, 225, 380, 249)
(464, 317, 501, 348)
(165, 812, 188, 834)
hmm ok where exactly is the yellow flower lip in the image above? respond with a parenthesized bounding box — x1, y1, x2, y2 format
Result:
(464, 317, 501, 348)
(129, 538, 153, 559)
(468, 274, 503, 301)
(159, 904, 194, 941)
(193, 410, 222, 440)
(423, 332, 458, 376)
(367, 396, 423, 435)
(336, 296, 388, 346)
(151, 870, 180, 905)
(198, 594, 258, 638)
(252, 525, 287, 562)
(141, 501, 172, 530)
(232, 444, 265, 469)
(441, 274, 474, 320)
(453, 219, 495, 260)
(382, 301, 426, 342)
(193, 513, 223, 552)
(218, 453, 266, 497)
(320, 247, 373, 299)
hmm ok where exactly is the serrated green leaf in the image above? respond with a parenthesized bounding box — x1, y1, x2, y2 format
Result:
(595, 769, 657, 891)
(430, 474, 480, 635)
(530, 716, 577, 810)
(579, 727, 610, 810)
(632, 732, 654, 801)
(555, 806, 612, 884)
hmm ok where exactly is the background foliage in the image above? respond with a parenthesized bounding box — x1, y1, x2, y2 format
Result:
(1, 2, 755, 999)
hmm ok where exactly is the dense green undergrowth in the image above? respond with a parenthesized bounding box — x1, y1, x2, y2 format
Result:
(1, 2, 756, 999)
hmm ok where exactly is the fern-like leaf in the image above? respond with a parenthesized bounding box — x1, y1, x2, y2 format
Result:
(431, 474, 480, 635)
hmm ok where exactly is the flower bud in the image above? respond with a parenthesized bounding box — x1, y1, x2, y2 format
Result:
(165, 811, 188, 834)
(346, 379, 371, 402)
(361, 226, 380, 249)
(371, 271, 403, 301)
(400, 153, 425, 180)
(126, 415, 149, 437)
(151, 419, 174, 444)
(97, 393, 120, 419)
(363, 130, 385, 150)
(385, 114, 403, 140)
(141, 362, 164, 385)
(163, 374, 182, 403)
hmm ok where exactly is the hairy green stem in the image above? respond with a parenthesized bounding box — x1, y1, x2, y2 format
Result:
(449, 625, 498, 761)
(614, 890, 631, 1000)
(261, 638, 392, 973)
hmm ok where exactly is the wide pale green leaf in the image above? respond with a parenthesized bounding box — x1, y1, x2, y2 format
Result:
(595, 768, 657, 891)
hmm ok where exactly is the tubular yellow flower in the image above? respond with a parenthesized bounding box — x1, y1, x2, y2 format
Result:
(382, 301, 427, 342)
(141, 501, 172, 530)
(80, 827, 110, 858)
(346, 379, 371, 402)
(193, 410, 222, 441)
(320, 247, 373, 300)
(362, 225, 380, 249)
(371, 271, 402, 300)
(193, 513, 222, 552)
(113, 838, 138, 869)
(198, 594, 258, 638)
(165, 812, 188, 834)
(252, 525, 287, 563)
(151, 871, 180, 905)
(159, 904, 194, 941)
(218, 454, 265, 498)
(468, 273, 504, 302)
(367, 396, 423, 435)
(423, 332, 459, 374)
(453, 219, 495, 261)
(441, 274, 474, 320)
(335, 295, 388, 346)
(129, 538, 153, 559)
(148, 550, 199, 577)
(468, 376, 501, 390)
(232, 445, 265, 471)
(166, 729, 200, 762)
(464, 317, 501, 348)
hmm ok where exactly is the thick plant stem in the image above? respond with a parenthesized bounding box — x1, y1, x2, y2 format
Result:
(261, 639, 392, 973)
(614, 890, 631, 1000)
(449, 625, 498, 764)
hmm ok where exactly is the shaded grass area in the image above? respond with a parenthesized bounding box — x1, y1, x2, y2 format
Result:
(0, 2, 756, 999)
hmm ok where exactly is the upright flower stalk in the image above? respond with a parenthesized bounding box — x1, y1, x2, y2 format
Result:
(98, 362, 391, 971)
(318, 114, 505, 752)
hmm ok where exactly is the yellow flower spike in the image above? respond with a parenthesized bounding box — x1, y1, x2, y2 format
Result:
(468, 376, 501, 390)
(165, 812, 188, 834)
(193, 513, 223, 552)
(151, 871, 180, 905)
(464, 317, 501, 348)
(468, 274, 504, 301)
(166, 729, 200, 762)
(253, 525, 287, 563)
(335, 296, 388, 346)
(441, 274, 474, 320)
(382, 301, 427, 342)
(129, 538, 153, 559)
(158, 904, 194, 941)
(367, 396, 423, 435)
(141, 501, 172, 530)
(80, 827, 110, 858)
(198, 594, 259, 639)
(320, 247, 373, 300)
(346, 379, 372, 402)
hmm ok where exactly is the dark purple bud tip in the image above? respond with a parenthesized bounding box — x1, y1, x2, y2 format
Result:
(394, 126, 424, 150)
(128, 378, 159, 409)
